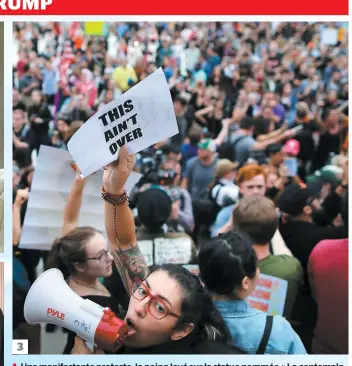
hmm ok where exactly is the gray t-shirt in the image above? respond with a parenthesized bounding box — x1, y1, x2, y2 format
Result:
(230, 133, 256, 164)
(184, 156, 217, 199)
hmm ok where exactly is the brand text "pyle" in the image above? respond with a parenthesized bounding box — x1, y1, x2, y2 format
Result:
(47, 308, 65, 320)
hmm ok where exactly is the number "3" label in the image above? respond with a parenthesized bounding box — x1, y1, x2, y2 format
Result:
(12, 340, 28, 354)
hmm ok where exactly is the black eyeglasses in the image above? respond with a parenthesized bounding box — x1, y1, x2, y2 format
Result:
(78, 249, 111, 263)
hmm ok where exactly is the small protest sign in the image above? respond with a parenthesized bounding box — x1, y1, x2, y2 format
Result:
(84, 22, 105, 36)
(19, 146, 141, 250)
(247, 273, 288, 316)
(68, 68, 179, 178)
(321, 28, 338, 45)
(154, 237, 193, 265)
(137, 237, 193, 266)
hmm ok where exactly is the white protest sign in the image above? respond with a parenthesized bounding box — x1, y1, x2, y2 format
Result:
(137, 237, 193, 266)
(247, 273, 288, 316)
(19, 146, 142, 251)
(321, 28, 338, 46)
(137, 240, 154, 267)
(154, 237, 192, 265)
(68, 68, 179, 178)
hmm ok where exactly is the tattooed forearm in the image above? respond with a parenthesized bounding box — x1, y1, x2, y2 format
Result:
(117, 246, 150, 284)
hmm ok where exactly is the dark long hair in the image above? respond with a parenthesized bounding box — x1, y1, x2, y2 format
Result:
(150, 264, 232, 343)
(198, 232, 258, 295)
(46, 226, 97, 279)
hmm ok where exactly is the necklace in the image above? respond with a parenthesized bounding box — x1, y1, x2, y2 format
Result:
(71, 278, 110, 296)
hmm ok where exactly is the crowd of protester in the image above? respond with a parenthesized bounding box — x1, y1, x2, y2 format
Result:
(12, 21, 348, 355)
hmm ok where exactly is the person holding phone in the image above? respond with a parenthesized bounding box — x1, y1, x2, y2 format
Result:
(265, 139, 304, 203)
(282, 139, 300, 178)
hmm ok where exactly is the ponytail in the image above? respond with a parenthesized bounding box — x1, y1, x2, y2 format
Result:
(201, 291, 232, 342)
(46, 238, 73, 278)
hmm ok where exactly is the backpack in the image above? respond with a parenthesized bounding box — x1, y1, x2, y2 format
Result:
(190, 180, 225, 228)
(205, 181, 226, 224)
(218, 135, 247, 162)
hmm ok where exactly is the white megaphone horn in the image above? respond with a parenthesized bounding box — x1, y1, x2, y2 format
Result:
(24, 268, 128, 352)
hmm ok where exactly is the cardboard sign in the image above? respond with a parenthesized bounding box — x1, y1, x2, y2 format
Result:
(68, 68, 179, 178)
(137, 236, 193, 266)
(247, 273, 288, 316)
(154, 237, 192, 265)
(19, 146, 141, 250)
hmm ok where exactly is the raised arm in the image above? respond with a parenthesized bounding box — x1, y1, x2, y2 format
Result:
(256, 122, 288, 142)
(195, 105, 213, 125)
(61, 166, 88, 236)
(214, 118, 232, 146)
(103, 146, 149, 295)
(13, 133, 29, 149)
(252, 128, 295, 151)
(13, 189, 29, 246)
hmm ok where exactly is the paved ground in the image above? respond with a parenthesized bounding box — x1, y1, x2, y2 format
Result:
(40, 323, 68, 354)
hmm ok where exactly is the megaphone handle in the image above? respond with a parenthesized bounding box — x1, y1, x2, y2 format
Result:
(85, 341, 95, 353)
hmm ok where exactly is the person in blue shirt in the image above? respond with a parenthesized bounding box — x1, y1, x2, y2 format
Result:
(198, 231, 307, 354)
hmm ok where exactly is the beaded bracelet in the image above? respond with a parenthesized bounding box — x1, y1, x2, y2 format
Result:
(101, 187, 129, 242)
(101, 186, 129, 206)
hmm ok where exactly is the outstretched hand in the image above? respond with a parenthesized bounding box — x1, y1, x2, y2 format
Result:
(103, 146, 136, 195)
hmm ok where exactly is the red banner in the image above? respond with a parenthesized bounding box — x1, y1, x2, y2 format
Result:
(0, 0, 348, 15)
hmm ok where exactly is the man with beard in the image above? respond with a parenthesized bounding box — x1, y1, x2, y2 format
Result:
(278, 183, 347, 272)
(278, 179, 348, 352)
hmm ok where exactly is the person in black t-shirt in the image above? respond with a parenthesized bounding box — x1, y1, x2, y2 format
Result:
(291, 102, 320, 181)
